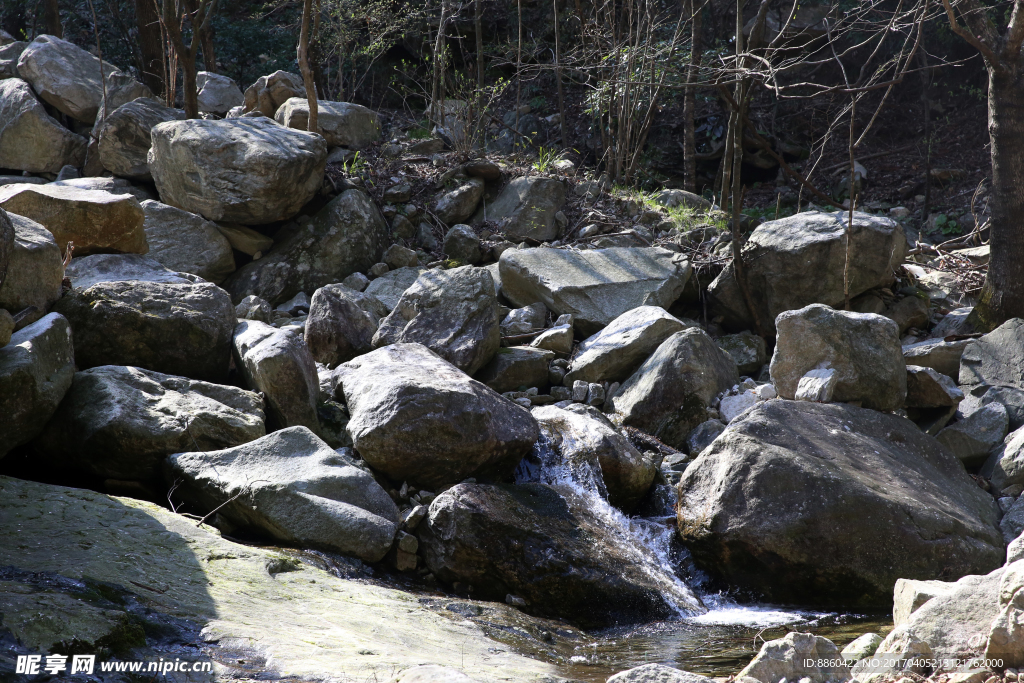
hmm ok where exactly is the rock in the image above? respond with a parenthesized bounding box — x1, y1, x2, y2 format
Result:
(372, 266, 500, 376)
(149, 117, 326, 224)
(419, 482, 702, 628)
(607, 665, 716, 683)
(167, 426, 397, 562)
(93, 98, 185, 184)
(794, 368, 837, 402)
(906, 365, 964, 408)
(501, 302, 547, 336)
(608, 328, 738, 450)
(383, 244, 419, 270)
(304, 284, 388, 367)
(654, 189, 713, 212)
(274, 98, 381, 149)
(851, 628, 932, 681)
(0, 78, 86, 173)
(932, 306, 974, 338)
(233, 320, 321, 433)
(936, 402, 1008, 467)
(962, 384, 1024, 431)
(472, 176, 566, 241)
(196, 71, 243, 115)
(364, 266, 427, 311)
(0, 40, 26, 78)
(54, 280, 235, 381)
(533, 405, 657, 511)
(717, 331, 767, 376)
(333, 343, 538, 489)
(369, 262, 389, 278)
(565, 306, 690, 385)
(531, 323, 573, 356)
(719, 390, 758, 423)
(708, 211, 906, 332)
(51, 176, 154, 202)
(737, 632, 849, 683)
(1000, 497, 1024, 545)
(242, 70, 306, 117)
(15, 34, 151, 123)
(982, 425, 1024, 491)
(893, 578, 955, 626)
(36, 365, 265, 481)
(342, 271, 370, 292)
(392, 666, 482, 683)
(436, 179, 485, 226)
(686, 419, 725, 457)
(1009, 532, 1024, 564)
(960, 318, 1024, 390)
(841, 633, 883, 661)
(986, 559, 1024, 667)
(677, 400, 1004, 606)
(224, 189, 388, 305)
(500, 247, 691, 336)
(0, 184, 147, 256)
(770, 304, 906, 411)
(474, 346, 554, 393)
(0, 313, 74, 457)
(885, 294, 930, 334)
(64, 252, 198, 290)
(903, 338, 971, 379)
(443, 223, 483, 264)
(0, 309, 11, 346)
(215, 222, 273, 256)
(0, 212, 62, 318)
(236, 294, 272, 322)
(140, 199, 235, 283)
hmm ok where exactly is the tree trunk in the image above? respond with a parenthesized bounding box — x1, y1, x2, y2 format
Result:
(683, 0, 701, 193)
(297, 0, 318, 133)
(180, 52, 199, 118)
(183, 0, 216, 72)
(135, 0, 164, 95)
(43, 0, 62, 37)
(971, 67, 1024, 329)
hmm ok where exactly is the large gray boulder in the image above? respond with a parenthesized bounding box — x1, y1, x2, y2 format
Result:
(986, 559, 1024, 667)
(196, 71, 243, 115)
(274, 97, 381, 149)
(15, 34, 152, 123)
(474, 345, 553, 393)
(304, 284, 388, 368)
(419, 482, 704, 628)
(960, 318, 1024, 390)
(224, 189, 388, 305)
(364, 266, 427, 311)
(233, 320, 321, 433)
(0, 184, 148, 256)
(608, 328, 738, 450)
(499, 247, 691, 336)
(140, 200, 235, 284)
(148, 117, 326, 224)
(0, 313, 74, 458)
(564, 306, 690, 385)
(0, 212, 63, 320)
(0, 78, 86, 173)
(333, 343, 539, 490)
(472, 176, 566, 242)
(737, 632, 849, 683)
(435, 180, 485, 227)
(165, 426, 399, 562)
(707, 211, 906, 332)
(372, 266, 500, 376)
(242, 70, 305, 117)
(770, 304, 906, 411)
(936, 402, 1008, 467)
(677, 400, 1004, 606)
(903, 338, 972, 379)
(64, 253, 199, 291)
(0, 40, 26, 79)
(96, 97, 185, 181)
(54, 280, 235, 382)
(50, 176, 154, 202)
(982, 425, 1024, 491)
(36, 365, 265, 481)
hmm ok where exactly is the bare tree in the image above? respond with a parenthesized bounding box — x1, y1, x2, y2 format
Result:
(135, 0, 164, 95)
(159, 0, 218, 118)
(298, 0, 319, 132)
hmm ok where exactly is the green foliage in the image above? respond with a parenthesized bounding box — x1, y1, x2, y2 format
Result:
(533, 147, 568, 173)
(212, 12, 300, 89)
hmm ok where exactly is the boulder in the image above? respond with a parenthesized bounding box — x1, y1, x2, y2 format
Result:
(364, 266, 427, 311)
(223, 189, 388, 305)
(884, 294, 930, 334)
(140, 199, 234, 283)
(0, 313, 74, 458)
(841, 633, 883, 662)
(215, 222, 273, 256)
(677, 400, 1004, 606)
(936, 402, 1008, 467)
(499, 247, 691, 336)
(50, 176, 154, 202)
(233, 320, 321, 433)
(472, 176, 565, 241)
(770, 304, 906, 411)
(501, 302, 547, 336)
(737, 632, 849, 683)
(236, 294, 272, 323)
(0, 40, 26, 79)
(608, 328, 738, 450)
(0, 212, 63, 319)
(607, 665, 716, 683)
(54, 280, 235, 382)
(15, 34, 152, 123)
(707, 211, 906, 332)
(0, 78, 86, 173)
(305, 284, 388, 367)
(960, 318, 1024, 389)
(196, 71, 243, 115)
(531, 322, 573, 356)
(274, 97, 381, 149)
(418, 482, 703, 628)
(372, 266, 500, 376)
(442, 223, 483, 264)
(64, 253, 198, 291)
(850, 627, 932, 682)
(533, 405, 657, 511)
(35, 365, 265, 481)
(95, 97, 185, 181)
(906, 365, 964, 408)
(0, 184, 147, 256)
(148, 117, 326, 224)
(982, 425, 1024, 492)
(961, 384, 1024, 431)
(654, 189, 713, 212)
(242, 70, 306, 117)
(904, 338, 972, 379)
(565, 306, 690, 385)
(1001, 497, 1024, 545)
(716, 331, 767, 376)
(474, 346, 554, 393)
(436, 179, 485, 227)
(986, 559, 1024, 666)
(686, 419, 725, 457)
(893, 578, 955, 626)
(383, 244, 419, 270)
(720, 390, 758, 423)
(333, 343, 538, 490)
(166, 426, 398, 562)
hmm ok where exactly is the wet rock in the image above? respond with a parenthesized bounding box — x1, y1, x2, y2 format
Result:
(738, 632, 849, 683)
(936, 402, 1008, 467)
(304, 284, 388, 367)
(363, 266, 427, 311)
(333, 343, 538, 490)
(140, 200, 235, 284)
(242, 70, 306, 117)
(903, 338, 971, 379)
(906, 365, 964, 408)
(472, 176, 565, 241)
(0, 313, 74, 458)
(436, 179, 485, 226)
(275, 98, 381, 149)
(0, 78, 86, 173)
(475, 346, 554, 394)
(149, 117, 326, 224)
(0, 212, 62, 319)
(443, 223, 483, 264)
(608, 328, 738, 450)
(0, 184, 148, 256)
(677, 400, 1004, 606)
(770, 304, 906, 411)
(196, 71, 243, 115)
(960, 318, 1024, 390)
(166, 426, 398, 562)
(499, 247, 691, 336)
